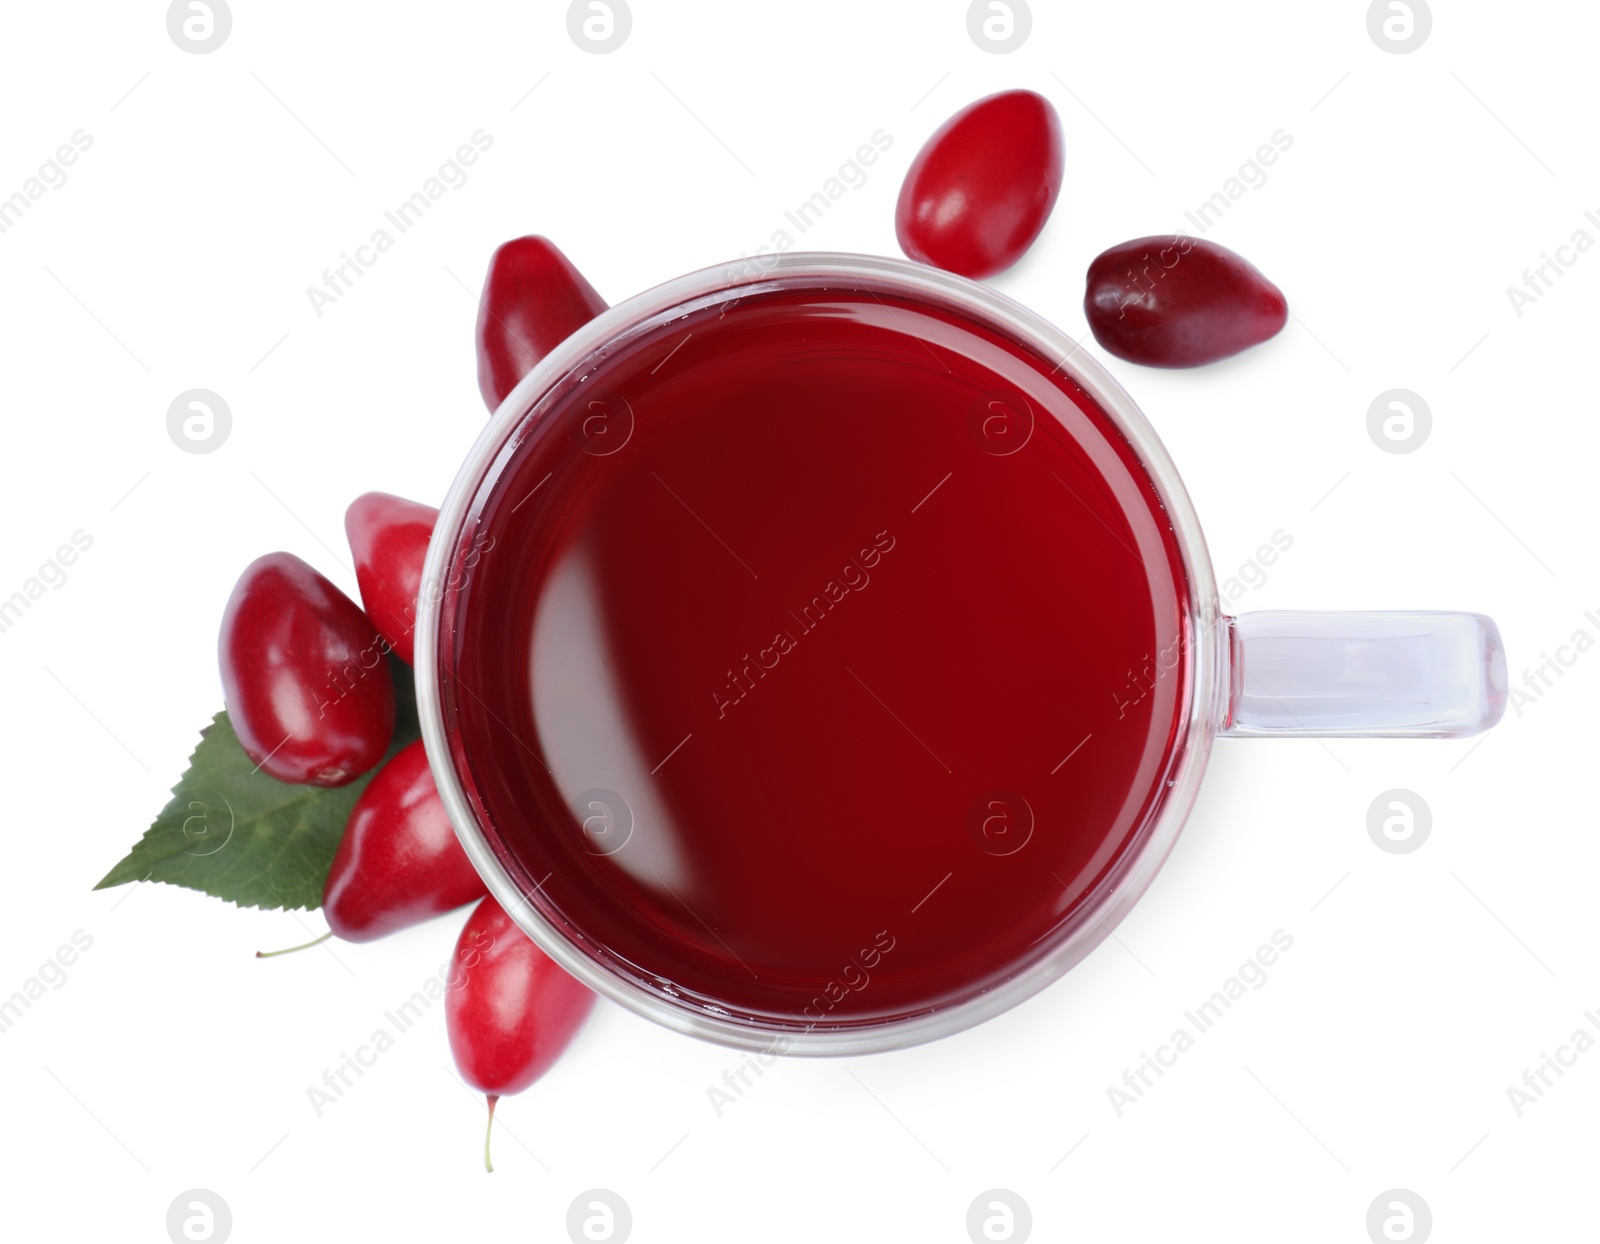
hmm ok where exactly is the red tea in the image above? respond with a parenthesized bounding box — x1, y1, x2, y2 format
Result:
(442, 282, 1189, 1028)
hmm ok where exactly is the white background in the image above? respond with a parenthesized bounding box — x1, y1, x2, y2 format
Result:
(1, 1, 1594, 1240)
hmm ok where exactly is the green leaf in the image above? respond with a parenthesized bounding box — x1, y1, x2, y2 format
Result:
(95, 661, 421, 911)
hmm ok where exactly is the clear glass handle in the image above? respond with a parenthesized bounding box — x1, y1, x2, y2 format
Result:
(1224, 611, 1507, 738)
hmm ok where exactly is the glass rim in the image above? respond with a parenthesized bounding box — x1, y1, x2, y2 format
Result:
(415, 250, 1225, 1056)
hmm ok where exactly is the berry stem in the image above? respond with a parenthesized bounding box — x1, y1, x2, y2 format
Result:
(484, 1095, 499, 1174)
(255, 931, 334, 959)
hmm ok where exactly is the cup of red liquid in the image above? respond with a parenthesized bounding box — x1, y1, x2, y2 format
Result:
(415, 253, 1505, 1055)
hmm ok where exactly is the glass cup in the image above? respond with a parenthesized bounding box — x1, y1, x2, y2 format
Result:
(416, 252, 1506, 1055)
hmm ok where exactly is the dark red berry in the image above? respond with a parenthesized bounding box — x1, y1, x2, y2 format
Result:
(476, 236, 608, 413)
(345, 492, 437, 666)
(322, 740, 486, 941)
(219, 553, 394, 786)
(895, 90, 1064, 279)
(1084, 235, 1288, 368)
(445, 895, 595, 1171)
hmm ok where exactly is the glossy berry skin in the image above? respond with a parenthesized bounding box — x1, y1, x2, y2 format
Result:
(219, 553, 394, 786)
(476, 236, 608, 413)
(322, 740, 486, 941)
(446, 896, 595, 1102)
(1084, 236, 1288, 368)
(895, 90, 1064, 279)
(345, 492, 438, 666)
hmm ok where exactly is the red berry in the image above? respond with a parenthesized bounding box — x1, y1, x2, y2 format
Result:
(895, 90, 1064, 279)
(1084, 235, 1288, 368)
(445, 895, 595, 1171)
(345, 492, 438, 666)
(476, 236, 608, 413)
(322, 740, 486, 941)
(219, 553, 394, 786)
